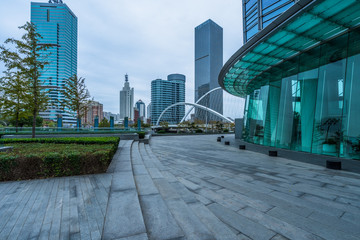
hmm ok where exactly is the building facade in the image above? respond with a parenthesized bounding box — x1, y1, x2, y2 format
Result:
(151, 74, 185, 125)
(219, 0, 360, 160)
(31, 0, 77, 124)
(119, 74, 134, 120)
(195, 19, 223, 121)
(81, 100, 103, 127)
(147, 102, 151, 121)
(135, 100, 146, 121)
(243, 0, 295, 43)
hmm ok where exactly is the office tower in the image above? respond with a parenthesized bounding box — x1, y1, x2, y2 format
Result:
(195, 19, 223, 122)
(135, 100, 146, 121)
(147, 102, 151, 120)
(119, 74, 134, 120)
(31, 0, 77, 124)
(151, 74, 185, 125)
(243, 0, 295, 43)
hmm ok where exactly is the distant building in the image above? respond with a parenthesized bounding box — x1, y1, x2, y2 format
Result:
(103, 111, 117, 121)
(151, 74, 185, 125)
(195, 19, 223, 121)
(82, 100, 103, 126)
(135, 100, 146, 121)
(134, 107, 139, 123)
(147, 102, 151, 120)
(119, 74, 134, 120)
(31, 1, 77, 124)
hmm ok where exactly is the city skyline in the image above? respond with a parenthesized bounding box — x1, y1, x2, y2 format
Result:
(0, 0, 244, 118)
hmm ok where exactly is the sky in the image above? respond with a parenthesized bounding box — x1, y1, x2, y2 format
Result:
(0, 0, 245, 119)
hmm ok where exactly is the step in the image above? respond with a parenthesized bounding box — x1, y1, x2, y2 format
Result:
(145, 144, 254, 240)
(139, 143, 231, 240)
(102, 140, 148, 240)
(131, 141, 184, 240)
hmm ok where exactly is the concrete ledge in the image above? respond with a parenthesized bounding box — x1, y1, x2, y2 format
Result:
(0, 146, 13, 152)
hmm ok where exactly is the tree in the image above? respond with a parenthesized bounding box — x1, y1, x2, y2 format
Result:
(59, 74, 91, 128)
(0, 22, 51, 138)
(159, 121, 169, 130)
(0, 71, 30, 132)
(99, 118, 110, 128)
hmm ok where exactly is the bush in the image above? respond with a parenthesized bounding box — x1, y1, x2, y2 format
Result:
(138, 132, 145, 139)
(195, 129, 203, 133)
(0, 137, 120, 181)
(0, 136, 120, 145)
(223, 129, 229, 133)
(157, 130, 166, 134)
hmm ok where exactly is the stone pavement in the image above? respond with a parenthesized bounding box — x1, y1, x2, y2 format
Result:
(1, 135, 360, 239)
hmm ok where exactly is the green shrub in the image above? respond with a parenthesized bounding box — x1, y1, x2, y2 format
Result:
(138, 132, 145, 139)
(224, 129, 229, 133)
(195, 129, 203, 133)
(0, 136, 120, 145)
(157, 130, 166, 134)
(0, 138, 120, 181)
(0, 156, 17, 180)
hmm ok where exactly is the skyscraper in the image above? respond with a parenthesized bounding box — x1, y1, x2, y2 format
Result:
(31, 0, 77, 124)
(135, 100, 146, 121)
(243, 0, 295, 43)
(195, 19, 223, 121)
(119, 74, 134, 120)
(151, 74, 185, 125)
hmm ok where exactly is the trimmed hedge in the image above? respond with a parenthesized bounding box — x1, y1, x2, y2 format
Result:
(0, 137, 120, 181)
(0, 136, 120, 145)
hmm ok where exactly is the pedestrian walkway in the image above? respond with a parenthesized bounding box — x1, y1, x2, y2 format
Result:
(1, 135, 360, 239)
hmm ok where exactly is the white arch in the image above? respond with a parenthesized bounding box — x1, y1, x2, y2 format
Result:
(180, 87, 222, 123)
(156, 102, 233, 126)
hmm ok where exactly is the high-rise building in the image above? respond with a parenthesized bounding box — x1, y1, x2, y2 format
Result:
(31, 0, 77, 124)
(243, 0, 295, 43)
(147, 102, 151, 120)
(195, 19, 223, 121)
(219, 0, 360, 161)
(135, 100, 146, 121)
(119, 74, 134, 120)
(151, 74, 185, 125)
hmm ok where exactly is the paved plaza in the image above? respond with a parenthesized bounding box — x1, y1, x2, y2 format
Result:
(1, 134, 360, 239)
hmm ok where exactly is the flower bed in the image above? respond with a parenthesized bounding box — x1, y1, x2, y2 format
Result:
(0, 137, 120, 181)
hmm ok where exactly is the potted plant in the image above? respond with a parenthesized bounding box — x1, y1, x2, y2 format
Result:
(318, 118, 340, 154)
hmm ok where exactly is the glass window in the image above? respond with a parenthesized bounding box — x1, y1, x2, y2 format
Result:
(246, 0, 257, 12)
(342, 30, 360, 159)
(263, 4, 292, 23)
(246, 24, 259, 41)
(263, 0, 293, 14)
(312, 34, 348, 156)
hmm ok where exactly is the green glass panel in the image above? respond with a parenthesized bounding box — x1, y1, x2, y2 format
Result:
(264, 80, 281, 146)
(312, 36, 347, 156)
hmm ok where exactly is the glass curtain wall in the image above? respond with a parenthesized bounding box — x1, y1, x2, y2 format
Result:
(242, 28, 360, 160)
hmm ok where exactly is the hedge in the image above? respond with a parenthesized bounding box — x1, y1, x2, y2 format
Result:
(0, 137, 120, 181)
(0, 136, 120, 145)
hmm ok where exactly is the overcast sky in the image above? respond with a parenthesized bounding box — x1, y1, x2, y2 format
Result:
(0, 0, 245, 118)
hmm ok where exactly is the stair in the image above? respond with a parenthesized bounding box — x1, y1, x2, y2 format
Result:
(131, 142, 242, 240)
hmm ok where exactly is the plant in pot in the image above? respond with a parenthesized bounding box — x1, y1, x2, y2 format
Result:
(318, 117, 340, 154)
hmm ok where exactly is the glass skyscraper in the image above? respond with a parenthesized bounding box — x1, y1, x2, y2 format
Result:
(31, 1, 77, 124)
(243, 0, 295, 42)
(195, 19, 223, 122)
(220, 0, 360, 161)
(151, 74, 185, 125)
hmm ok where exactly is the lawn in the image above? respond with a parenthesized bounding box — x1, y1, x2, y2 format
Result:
(0, 137, 120, 181)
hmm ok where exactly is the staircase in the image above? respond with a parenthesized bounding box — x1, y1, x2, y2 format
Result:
(102, 140, 243, 240)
